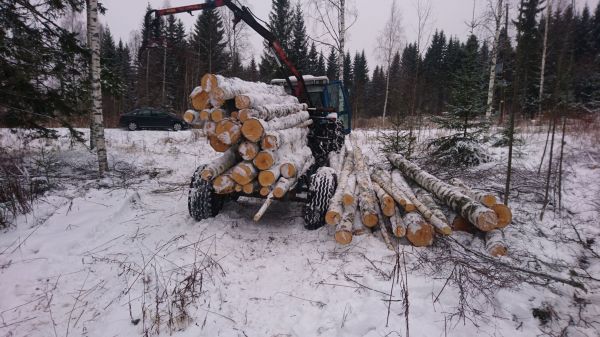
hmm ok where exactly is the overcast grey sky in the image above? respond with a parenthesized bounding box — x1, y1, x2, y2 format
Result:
(100, 0, 599, 71)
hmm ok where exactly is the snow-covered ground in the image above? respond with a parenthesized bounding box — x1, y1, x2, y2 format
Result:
(1, 125, 599, 337)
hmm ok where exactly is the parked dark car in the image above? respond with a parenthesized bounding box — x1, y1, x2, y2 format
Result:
(119, 108, 188, 131)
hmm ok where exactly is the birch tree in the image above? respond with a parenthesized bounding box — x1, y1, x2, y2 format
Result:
(376, 0, 403, 127)
(538, 0, 552, 117)
(87, 0, 109, 174)
(307, 0, 358, 81)
(485, 0, 504, 118)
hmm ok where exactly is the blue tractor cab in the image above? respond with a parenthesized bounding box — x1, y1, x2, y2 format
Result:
(271, 75, 352, 134)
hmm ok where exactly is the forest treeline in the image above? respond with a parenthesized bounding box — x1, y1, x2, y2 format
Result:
(1, 0, 599, 131)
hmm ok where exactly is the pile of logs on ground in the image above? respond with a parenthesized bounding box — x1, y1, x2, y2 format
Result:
(186, 74, 314, 220)
(327, 138, 513, 257)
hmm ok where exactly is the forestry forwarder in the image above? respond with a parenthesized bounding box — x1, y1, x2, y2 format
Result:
(147, 1, 352, 229)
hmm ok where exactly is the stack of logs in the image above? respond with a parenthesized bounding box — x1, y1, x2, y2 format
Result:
(327, 138, 513, 257)
(186, 74, 315, 220)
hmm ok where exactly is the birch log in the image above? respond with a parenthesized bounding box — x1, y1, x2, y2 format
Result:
(199, 109, 212, 121)
(200, 146, 239, 180)
(328, 145, 347, 173)
(272, 155, 314, 198)
(390, 170, 416, 211)
(238, 103, 308, 122)
(231, 161, 258, 185)
(325, 150, 354, 225)
(241, 111, 311, 142)
(372, 183, 396, 217)
(335, 182, 357, 245)
(235, 93, 299, 110)
(450, 214, 476, 233)
(190, 87, 209, 111)
(204, 121, 216, 137)
(448, 178, 512, 227)
(261, 127, 309, 150)
(485, 229, 508, 257)
(413, 188, 453, 235)
(242, 181, 259, 194)
(202, 74, 285, 96)
(254, 150, 277, 170)
(448, 178, 498, 207)
(254, 191, 275, 222)
(350, 138, 379, 227)
(183, 109, 200, 124)
(280, 146, 314, 179)
(370, 170, 413, 212)
(213, 168, 236, 194)
(388, 154, 498, 231)
(215, 119, 242, 145)
(342, 173, 357, 206)
(258, 165, 281, 187)
(238, 141, 260, 161)
(390, 205, 407, 237)
(208, 135, 230, 152)
(211, 108, 227, 122)
(404, 212, 434, 247)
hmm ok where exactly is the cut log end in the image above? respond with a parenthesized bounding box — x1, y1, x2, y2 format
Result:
(482, 195, 498, 207)
(325, 211, 341, 225)
(334, 230, 353, 245)
(254, 151, 276, 170)
(200, 170, 213, 181)
(258, 171, 277, 187)
(382, 197, 395, 217)
(403, 203, 417, 212)
(235, 184, 242, 192)
(452, 216, 476, 233)
(406, 222, 434, 247)
(201, 73, 217, 92)
(362, 213, 379, 228)
(259, 186, 271, 197)
(394, 226, 406, 238)
(438, 225, 453, 236)
(476, 210, 499, 232)
(208, 135, 230, 152)
(241, 118, 265, 142)
(342, 194, 355, 206)
(191, 91, 209, 110)
(239, 142, 259, 161)
(261, 135, 278, 150)
(183, 110, 196, 123)
(491, 204, 512, 228)
(273, 186, 286, 198)
(280, 163, 297, 179)
(199, 109, 211, 121)
(242, 182, 256, 194)
(211, 108, 225, 122)
(488, 244, 508, 257)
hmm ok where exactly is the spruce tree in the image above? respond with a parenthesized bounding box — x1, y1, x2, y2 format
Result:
(422, 30, 447, 114)
(352, 51, 369, 119)
(164, 15, 187, 111)
(326, 48, 339, 80)
(259, 0, 293, 81)
(513, 0, 545, 118)
(189, 8, 229, 76)
(343, 52, 353, 89)
(0, 0, 89, 138)
(307, 42, 320, 74)
(116, 40, 135, 112)
(316, 52, 327, 76)
(290, 3, 309, 73)
(430, 34, 489, 167)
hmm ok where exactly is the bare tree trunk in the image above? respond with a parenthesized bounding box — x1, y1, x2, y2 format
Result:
(557, 115, 566, 212)
(338, 0, 345, 82)
(503, 105, 515, 205)
(540, 112, 557, 220)
(87, 0, 108, 174)
(86, 0, 96, 150)
(538, 0, 552, 118)
(486, 0, 503, 118)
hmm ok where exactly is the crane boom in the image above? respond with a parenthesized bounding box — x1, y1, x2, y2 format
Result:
(146, 0, 311, 105)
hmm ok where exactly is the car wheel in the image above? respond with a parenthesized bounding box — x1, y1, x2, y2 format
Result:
(173, 122, 182, 131)
(128, 122, 138, 131)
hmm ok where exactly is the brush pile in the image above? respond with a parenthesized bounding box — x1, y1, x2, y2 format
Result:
(326, 138, 513, 257)
(185, 74, 314, 220)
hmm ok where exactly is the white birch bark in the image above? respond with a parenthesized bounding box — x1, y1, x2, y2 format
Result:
(448, 178, 498, 207)
(200, 146, 239, 181)
(371, 169, 413, 212)
(203, 74, 286, 96)
(485, 229, 508, 256)
(342, 173, 357, 206)
(350, 137, 379, 227)
(404, 212, 434, 247)
(325, 150, 354, 225)
(239, 103, 308, 122)
(279, 146, 313, 178)
(235, 93, 299, 110)
(389, 205, 406, 237)
(335, 179, 356, 245)
(538, 0, 552, 117)
(231, 161, 259, 185)
(262, 127, 309, 150)
(413, 188, 452, 235)
(87, 0, 108, 174)
(241, 111, 311, 142)
(485, 0, 504, 117)
(388, 153, 498, 231)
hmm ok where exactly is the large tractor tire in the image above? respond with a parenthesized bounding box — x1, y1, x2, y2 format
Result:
(188, 165, 225, 221)
(303, 167, 336, 230)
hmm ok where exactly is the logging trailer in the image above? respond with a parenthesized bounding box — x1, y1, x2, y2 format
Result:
(147, 1, 352, 229)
